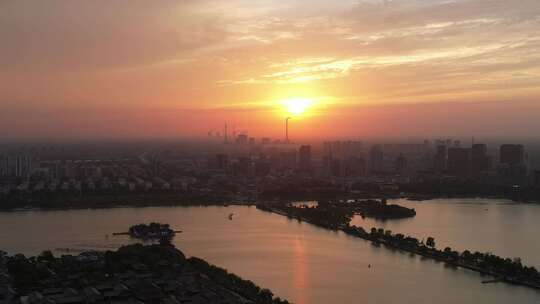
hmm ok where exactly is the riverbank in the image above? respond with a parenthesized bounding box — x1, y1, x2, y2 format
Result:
(2, 243, 289, 304)
(257, 203, 540, 291)
(0, 192, 254, 211)
(0, 192, 255, 212)
(1, 190, 539, 213)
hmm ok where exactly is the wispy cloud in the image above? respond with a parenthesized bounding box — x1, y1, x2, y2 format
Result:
(1, 0, 540, 137)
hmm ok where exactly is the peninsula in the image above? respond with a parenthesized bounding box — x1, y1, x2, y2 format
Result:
(0, 243, 289, 304)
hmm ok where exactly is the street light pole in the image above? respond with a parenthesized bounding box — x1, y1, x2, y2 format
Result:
(285, 117, 291, 143)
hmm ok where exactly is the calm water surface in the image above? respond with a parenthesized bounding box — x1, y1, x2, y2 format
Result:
(1, 200, 539, 304)
(351, 198, 540, 267)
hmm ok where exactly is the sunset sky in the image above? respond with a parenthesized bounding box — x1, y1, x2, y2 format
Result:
(1, 0, 540, 139)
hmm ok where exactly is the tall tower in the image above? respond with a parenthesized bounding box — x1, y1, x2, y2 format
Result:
(224, 123, 228, 143)
(285, 118, 288, 143)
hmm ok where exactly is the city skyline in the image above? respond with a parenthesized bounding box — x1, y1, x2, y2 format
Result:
(2, 2, 540, 303)
(1, 0, 540, 138)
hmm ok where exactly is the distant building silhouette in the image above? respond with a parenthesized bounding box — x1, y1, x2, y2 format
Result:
(369, 145, 384, 174)
(0, 153, 36, 178)
(330, 158, 343, 177)
(236, 134, 248, 145)
(254, 158, 271, 177)
(279, 150, 297, 170)
(447, 147, 471, 177)
(471, 144, 490, 176)
(499, 144, 527, 185)
(395, 154, 407, 175)
(434, 145, 447, 173)
(349, 156, 366, 177)
(534, 170, 540, 188)
(233, 157, 251, 176)
(216, 154, 229, 171)
(500, 144, 524, 165)
(323, 141, 363, 160)
(298, 145, 312, 172)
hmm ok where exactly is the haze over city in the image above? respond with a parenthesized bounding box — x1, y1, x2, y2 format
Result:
(2, 1, 540, 304)
(1, 0, 540, 139)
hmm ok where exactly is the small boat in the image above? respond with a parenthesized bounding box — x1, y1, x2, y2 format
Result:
(229, 213, 234, 220)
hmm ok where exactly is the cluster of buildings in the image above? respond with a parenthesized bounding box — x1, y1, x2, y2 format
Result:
(433, 143, 529, 185)
(17, 269, 253, 304)
(1, 247, 266, 304)
(0, 154, 37, 179)
(207, 137, 539, 188)
(0, 156, 196, 195)
(1, 138, 539, 199)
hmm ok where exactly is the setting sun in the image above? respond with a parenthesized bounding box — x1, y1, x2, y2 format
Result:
(282, 98, 313, 116)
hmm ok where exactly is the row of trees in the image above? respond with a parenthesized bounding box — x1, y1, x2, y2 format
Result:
(347, 225, 540, 285)
(259, 202, 540, 288)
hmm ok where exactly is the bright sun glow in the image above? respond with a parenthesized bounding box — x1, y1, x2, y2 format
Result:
(282, 98, 313, 115)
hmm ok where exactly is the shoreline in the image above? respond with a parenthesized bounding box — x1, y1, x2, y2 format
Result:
(257, 204, 540, 291)
(2, 243, 290, 304)
(1, 194, 537, 213)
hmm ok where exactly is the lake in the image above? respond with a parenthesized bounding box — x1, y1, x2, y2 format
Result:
(1, 199, 539, 304)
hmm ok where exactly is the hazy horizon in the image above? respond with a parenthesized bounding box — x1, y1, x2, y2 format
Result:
(1, 0, 539, 139)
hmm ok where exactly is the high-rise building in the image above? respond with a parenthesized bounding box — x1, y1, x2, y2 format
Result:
(236, 134, 248, 145)
(447, 147, 471, 177)
(298, 145, 312, 172)
(349, 157, 367, 177)
(254, 159, 271, 177)
(280, 150, 297, 169)
(330, 158, 343, 177)
(0, 154, 9, 177)
(0, 153, 36, 178)
(323, 141, 362, 160)
(471, 144, 490, 176)
(395, 154, 407, 175)
(499, 144, 526, 185)
(434, 145, 447, 173)
(233, 157, 251, 176)
(369, 145, 384, 174)
(500, 144, 525, 165)
(533, 170, 540, 187)
(216, 154, 229, 171)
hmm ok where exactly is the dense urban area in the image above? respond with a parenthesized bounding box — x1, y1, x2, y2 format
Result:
(2, 137, 540, 302)
(1, 136, 539, 209)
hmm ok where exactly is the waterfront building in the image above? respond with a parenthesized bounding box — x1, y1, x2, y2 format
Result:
(500, 144, 525, 165)
(499, 144, 527, 185)
(471, 144, 490, 176)
(447, 147, 471, 177)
